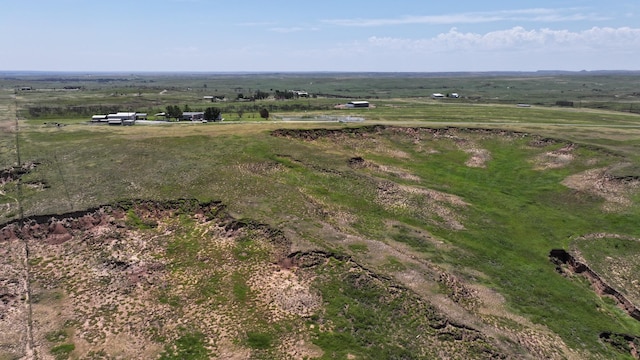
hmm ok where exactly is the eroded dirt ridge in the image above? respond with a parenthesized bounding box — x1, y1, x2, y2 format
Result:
(0, 162, 39, 185)
(0, 199, 507, 359)
(550, 249, 640, 321)
(550, 249, 640, 359)
(272, 125, 540, 142)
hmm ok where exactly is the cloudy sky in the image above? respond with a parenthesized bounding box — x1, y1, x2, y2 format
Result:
(1, 0, 639, 72)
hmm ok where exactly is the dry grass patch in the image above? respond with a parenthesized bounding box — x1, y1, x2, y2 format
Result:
(532, 143, 576, 170)
(0, 239, 29, 359)
(248, 264, 321, 320)
(348, 156, 420, 182)
(235, 161, 287, 176)
(0, 201, 315, 359)
(376, 181, 468, 230)
(464, 148, 492, 168)
(562, 167, 640, 212)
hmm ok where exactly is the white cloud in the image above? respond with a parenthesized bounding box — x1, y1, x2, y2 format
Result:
(367, 27, 640, 53)
(324, 8, 609, 27)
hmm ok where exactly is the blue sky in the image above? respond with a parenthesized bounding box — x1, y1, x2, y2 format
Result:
(1, 0, 639, 72)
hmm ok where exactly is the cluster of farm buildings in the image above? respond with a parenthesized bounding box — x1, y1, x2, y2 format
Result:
(89, 95, 453, 125)
(90, 111, 209, 125)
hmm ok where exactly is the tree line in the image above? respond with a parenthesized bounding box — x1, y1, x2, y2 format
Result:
(164, 105, 222, 121)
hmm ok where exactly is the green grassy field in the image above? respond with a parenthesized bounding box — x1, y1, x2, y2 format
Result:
(2, 72, 640, 359)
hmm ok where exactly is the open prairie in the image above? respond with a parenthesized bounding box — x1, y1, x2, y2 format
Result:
(2, 72, 640, 359)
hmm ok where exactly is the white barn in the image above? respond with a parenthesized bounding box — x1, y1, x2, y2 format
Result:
(347, 101, 370, 108)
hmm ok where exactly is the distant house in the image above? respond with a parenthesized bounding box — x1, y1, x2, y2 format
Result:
(91, 115, 108, 122)
(89, 112, 137, 125)
(449, 93, 460, 98)
(181, 112, 205, 121)
(347, 101, 370, 108)
(293, 90, 309, 98)
(431, 93, 445, 99)
(204, 96, 227, 102)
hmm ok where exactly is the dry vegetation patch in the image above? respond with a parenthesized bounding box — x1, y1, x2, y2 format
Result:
(376, 181, 468, 230)
(562, 167, 640, 212)
(347, 156, 421, 181)
(0, 200, 322, 359)
(235, 161, 286, 176)
(570, 233, 640, 309)
(464, 148, 492, 168)
(0, 239, 29, 359)
(533, 143, 576, 170)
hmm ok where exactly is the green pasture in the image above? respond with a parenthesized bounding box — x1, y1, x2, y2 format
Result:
(3, 73, 640, 358)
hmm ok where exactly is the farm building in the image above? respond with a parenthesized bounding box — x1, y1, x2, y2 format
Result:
(431, 93, 445, 99)
(108, 112, 136, 126)
(91, 115, 107, 122)
(107, 112, 136, 121)
(91, 112, 137, 125)
(181, 112, 205, 121)
(347, 101, 370, 108)
(204, 95, 226, 102)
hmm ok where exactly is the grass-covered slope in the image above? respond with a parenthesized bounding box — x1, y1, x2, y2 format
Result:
(3, 81, 640, 358)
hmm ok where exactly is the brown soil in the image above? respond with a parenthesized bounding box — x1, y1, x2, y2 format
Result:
(0, 200, 317, 359)
(375, 180, 468, 230)
(562, 167, 640, 212)
(551, 247, 640, 320)
(0, 199, 514, 359)
(550, 248, 640, 359)
(533, 143, 576, 170)
(0, 162, 39, 185)
(348, 156, 420, 181)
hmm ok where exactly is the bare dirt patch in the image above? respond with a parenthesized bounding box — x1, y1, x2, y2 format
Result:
(0, 200, 320, 359)
(561, 167, 640, 212)
(533, 143, 576, 170)
(375, 181, 468, 230)
(464, 148, 492, 168)
(348, 156, 421, 181)
(0, 161, 39, 185)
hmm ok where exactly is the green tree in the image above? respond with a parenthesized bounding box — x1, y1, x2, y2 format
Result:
(254, 90, 269, 100)
(166, 105, 183, 121)
(204, 107, 221, 121)
(259, 108, 269, 120)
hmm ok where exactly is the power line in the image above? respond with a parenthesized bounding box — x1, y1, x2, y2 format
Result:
(12, 95, 37, 360)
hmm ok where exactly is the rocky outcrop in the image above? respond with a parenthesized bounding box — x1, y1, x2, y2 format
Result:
(0, 199, 226, 244)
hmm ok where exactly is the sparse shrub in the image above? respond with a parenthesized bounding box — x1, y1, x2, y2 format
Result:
(45, 329, 68, 342)
(159, 331, 211, 360)
(246, 332, 272, 349)
(50, 343, 75, 360)
(125, 209, 157, 229)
